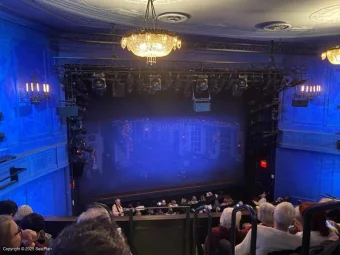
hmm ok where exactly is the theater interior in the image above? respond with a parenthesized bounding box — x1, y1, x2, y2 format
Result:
(0, 1, 340, 255)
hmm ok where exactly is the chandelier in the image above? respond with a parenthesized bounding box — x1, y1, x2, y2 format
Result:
(121, 0, 181, 65)
(321, 46, 340, 65)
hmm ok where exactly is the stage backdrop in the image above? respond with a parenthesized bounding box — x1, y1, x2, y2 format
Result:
(78, 95, 246, 201)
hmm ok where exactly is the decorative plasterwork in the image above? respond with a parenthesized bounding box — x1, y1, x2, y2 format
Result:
(310, 5, 340, 23)
(23, 1, 340, 39)
(34, 0, 143, 26)
(123, 0, 182, 4)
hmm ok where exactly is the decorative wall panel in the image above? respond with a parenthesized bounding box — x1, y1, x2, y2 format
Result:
(276, 59, 340, 201)
(0, 14, 70, 216)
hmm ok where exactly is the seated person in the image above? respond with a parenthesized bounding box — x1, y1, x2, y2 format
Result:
(0, 215, 38, 249)
(14, 205, 33, 221)
(242, 202, 275, 234)
(205, 207, 245, 254)
(295, 202, 339, 246)
(0, 200, 18, 217)
(235, 202, 302, 255)
(112, 198, 124, 216)
(258, 202, 275, 227)
(20, 213, 51, 252)
(48, 218, 131, 255)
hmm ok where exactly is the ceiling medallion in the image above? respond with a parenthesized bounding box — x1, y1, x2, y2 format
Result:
(121, 0, 181, 65)
(261, 22, 292, 32)
(321, 46, 340, 65)
(124, 0, 182, 4)
(310, 5, 340, 23)
(157, 13, 190, 23)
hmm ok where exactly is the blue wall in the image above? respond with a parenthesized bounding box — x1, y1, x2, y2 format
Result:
(0, 12, 71, 216)
(275, 57, 340, 203)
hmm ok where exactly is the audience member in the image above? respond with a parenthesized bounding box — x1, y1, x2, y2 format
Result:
(0, 200, 18, 217)
(78, 207, 111, 223)
(47, 219, 130, 255)
(20, 213, 51, 253)
(0, 215, 38, 249)
(14, 205, 33, 221)
(296, 202, 339, 245)
(189, 196, 198, 205)
(235, 202, 301, 255)
(205, 207, 245, 254)
(258, 202, 275, 227)
(112, 199, 124, 217)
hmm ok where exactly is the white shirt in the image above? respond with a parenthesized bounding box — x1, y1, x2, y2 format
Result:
(296, 227, 339, 246)
(235, 225, 302, 255)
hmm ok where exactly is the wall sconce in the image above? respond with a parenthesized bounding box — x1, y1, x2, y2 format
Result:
(296, 84, 321, 100)
(22, 82, 50, 104)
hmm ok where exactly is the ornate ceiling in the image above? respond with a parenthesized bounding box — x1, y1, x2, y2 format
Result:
(1, 0, 340, 40)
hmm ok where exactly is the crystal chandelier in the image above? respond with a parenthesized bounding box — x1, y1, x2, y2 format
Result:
(321, 46, 340, 65)
(121, 0, 181, 65)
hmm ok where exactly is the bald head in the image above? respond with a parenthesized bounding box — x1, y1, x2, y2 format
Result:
(273, 202, 295, 230)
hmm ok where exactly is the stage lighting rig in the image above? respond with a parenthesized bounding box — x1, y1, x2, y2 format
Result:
(92, 73, 107, 96)
(232, 75, 248, 97)
(126, 73, 134, 93)
(196, 75, 209, 92)
(163, 72, 173, 90)
(148, 74, 162, 93)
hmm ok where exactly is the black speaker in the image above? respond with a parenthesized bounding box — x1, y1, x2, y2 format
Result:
(0, 112, 3, 120)
(56, 106, 79, 117)
(72, 162, 85, 178)
(292, 99, 309, 107)
(0, 133, 5, 141)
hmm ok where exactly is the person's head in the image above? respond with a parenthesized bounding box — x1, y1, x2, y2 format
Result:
(319, 198, 333, 203)
(299, 202, 330, 237)
(48, 219, 130, 255)
(0, 200, 18, 217)
(192, 196, 197, 202)
(259, 192, 266, 199)
(14, 205, 33, 221)
(0, 215, 22, 248)
(181, 198, 187, 204)
(20, 213, 45, 233)
(220, 208, 241, 229)
(273, 202, 295, 231)
(257, 202, 275, 227)
(171, 200, 176, 205)
(161, 200, 166, 205)
(115, 199, 121, 206)
(77, 207, 111, 223)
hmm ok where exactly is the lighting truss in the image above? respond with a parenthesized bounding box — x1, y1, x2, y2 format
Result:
(52, 33, 318, 56)
(54, 57, 291, 73)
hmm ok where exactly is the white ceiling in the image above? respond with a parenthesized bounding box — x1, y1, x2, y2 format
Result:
(3, 0, 340, 40)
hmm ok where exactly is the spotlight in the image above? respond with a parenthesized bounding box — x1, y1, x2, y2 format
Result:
(232, 75, 248, 97)
(126, 73, 134, 93)
(149, 74, 162, 93)
(92, 73, 107, 96)
(163, 72, 173, 90)
(196, 75, 208, 92)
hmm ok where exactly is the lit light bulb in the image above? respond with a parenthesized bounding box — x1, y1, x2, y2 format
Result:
(36, 83, 39, 92)
(26, 83, 29, 92)
(31, 83, 34, 92)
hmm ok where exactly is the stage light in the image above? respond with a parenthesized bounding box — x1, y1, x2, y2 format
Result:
(260, 160, 267, 168)
(126, 73, 134, 93)
(232, 75, 248, 97)
(196, 75, 208, 92)
(92, 73, 107, 96)
(149, 74, 162, 93)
